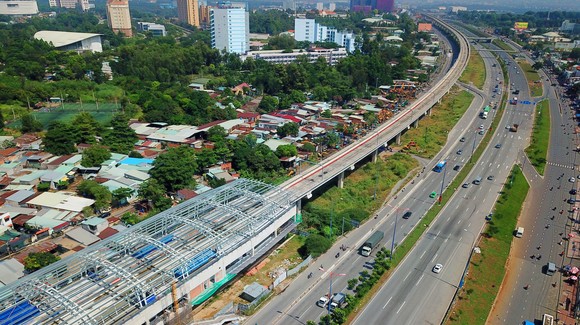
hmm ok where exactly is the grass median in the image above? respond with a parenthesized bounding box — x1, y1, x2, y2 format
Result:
(525, 99, 550, 175)
(459, 51, 486, 90)
(492, 39, 513, 52)
(446, 165, 530, 325)
(517, 60, 543, 97)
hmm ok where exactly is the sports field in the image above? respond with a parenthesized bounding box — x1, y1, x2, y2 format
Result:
(7, 102, 120, 129)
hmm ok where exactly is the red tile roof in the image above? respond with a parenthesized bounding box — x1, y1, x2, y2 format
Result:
(0, 148, 18, 157)
(97, 227, 119, 240)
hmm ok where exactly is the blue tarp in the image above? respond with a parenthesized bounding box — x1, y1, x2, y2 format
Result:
(523, 321, 534, 325)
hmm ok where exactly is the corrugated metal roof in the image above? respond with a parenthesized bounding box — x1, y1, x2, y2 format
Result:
(6, 190, 35, 203)
(0, 259, 24, 286)
(27, 192, 95, 212)
(34, 31, 102, 48)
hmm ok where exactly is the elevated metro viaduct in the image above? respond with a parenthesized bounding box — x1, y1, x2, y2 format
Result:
(0, 179, 297, 325)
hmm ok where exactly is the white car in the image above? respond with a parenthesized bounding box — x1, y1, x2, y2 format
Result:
(433, 263, 443, 274)
(317, 296, 329, 307)
(570, 177, 576, 183)
(479, 124, 484, 129)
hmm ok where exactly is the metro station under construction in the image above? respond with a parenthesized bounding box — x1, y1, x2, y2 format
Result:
(0, 178, 298, 325)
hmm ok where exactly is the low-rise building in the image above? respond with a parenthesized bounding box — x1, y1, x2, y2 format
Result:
(0, 0, 38, 15)
(34, 31, 103, 53)
(137, 22, 167, 37)
(241, 47, 347, 65)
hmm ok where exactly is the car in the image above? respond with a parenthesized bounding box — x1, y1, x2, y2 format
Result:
(478, 130, 485, 135)
(462, 183, 470, 188)
(453, 165, 461, 171)
(98, 212, 111, 218)
(487, 175, 495, 181)
(432, 263, 443, 274)
(485, 214, 493, 221)
(495, 143, 502, 149)
(496, 77, 499, 81)
(568, 198, 577, 204)
(456, 149, 463, 155)
(479, 124, 484, 129)
(460, 137, 466, 142)
(317, 296, 329, 308)
(570, 177, 576, 183)
(571, 189, 577, 195)
(505, 124, 511, 129)
(402, 211, 413, 219)
(429, 191, 437, 198)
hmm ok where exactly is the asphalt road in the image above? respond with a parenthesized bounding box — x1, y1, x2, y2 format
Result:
(488, 42, 580, 325)
(351, 38, 536, 324)
(244, 27, 468, 325)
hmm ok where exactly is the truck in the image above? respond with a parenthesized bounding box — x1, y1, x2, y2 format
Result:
(480, 111, 488, 119)
(329, 292, 347, 311)
(509, 124, 519, 132)
(360, 231, 384, 257)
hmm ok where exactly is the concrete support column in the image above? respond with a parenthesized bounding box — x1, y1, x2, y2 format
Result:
(413, 119, 419, 128)
(372, 150, 378, 163)
(396, 132, 401, 145)
(427, 108, 432, 116)
(338, 172, 345, 189)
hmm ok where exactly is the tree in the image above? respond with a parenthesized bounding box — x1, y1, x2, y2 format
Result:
(24, 252, 60, 272)
(258, 95, 279, 113)
(138, 178, 170, 210)
(302, 142, 316, 152)
(276, 144, 297, 158)
(72, 112, 100, 144)
(76, 180, 112, 211)
(81, 145, 111, 167)
(276, 122, 299, 138)
(21, 113, 43, 133)
(112, 187, 134, 207)
(43, 121, 78, 155)
(102, 113, 138, 154)
(301, 234, 332, 258)
(121, 212, 140, 225)
(149, 146, 197, 192)
(207, 125, 228, 143)
(532, 61, 543, 70)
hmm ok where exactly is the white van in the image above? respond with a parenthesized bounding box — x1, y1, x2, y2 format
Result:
(515, 227, 524, 238)
(546, 262, 557, 276)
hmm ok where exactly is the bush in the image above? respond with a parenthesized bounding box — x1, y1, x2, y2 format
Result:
(300, 234, 332, 258)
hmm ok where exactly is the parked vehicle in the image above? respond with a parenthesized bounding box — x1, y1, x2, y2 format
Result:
(317, 296, 329, 308)
(329, 292, 347, 311)
(360, 231, 384, 257)
(509, 124, 519, 132)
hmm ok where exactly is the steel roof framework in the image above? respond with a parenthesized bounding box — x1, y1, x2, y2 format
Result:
(0, 179, 295, 325)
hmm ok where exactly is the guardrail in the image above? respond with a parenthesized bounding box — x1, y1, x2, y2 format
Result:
(282, 16, 471, 199)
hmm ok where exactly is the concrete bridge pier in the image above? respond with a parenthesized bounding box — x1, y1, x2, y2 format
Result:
(338, 171, 344, 189)
(372, 149, 378, 163)
(413, 119, 419, 128)
(396, 133, 401, 145)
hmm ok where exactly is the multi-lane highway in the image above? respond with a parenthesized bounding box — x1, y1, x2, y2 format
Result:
(350, 34, 536, 325)
(488, 41, 580, 324)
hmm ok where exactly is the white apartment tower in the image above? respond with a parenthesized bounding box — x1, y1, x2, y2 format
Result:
(294, 18, 356, 52)
(210, 6, 249, 54)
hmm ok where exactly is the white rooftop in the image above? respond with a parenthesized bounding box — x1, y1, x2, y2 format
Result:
(27, 192, 95, 212)
(34, 31, 102, 48)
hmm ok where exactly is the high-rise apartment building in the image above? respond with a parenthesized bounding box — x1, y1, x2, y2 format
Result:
(350, 0, 393, 12)
(199, 5, 211, 26)
(294, 18, 356, 52)
(106, 0, 132, 37)
(0, 0, 39, 15)
(329, 3, 336, 11)
(48, 0, 89, 10)
(177, 0, 199, 27)
(210, 6, 249, 54)
(316, 2, 323, 10)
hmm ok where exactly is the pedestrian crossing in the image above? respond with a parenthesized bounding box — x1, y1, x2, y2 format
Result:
(546, 161, 578, 170)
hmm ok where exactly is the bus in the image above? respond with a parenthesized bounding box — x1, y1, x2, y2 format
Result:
(433, 160, 447, 173)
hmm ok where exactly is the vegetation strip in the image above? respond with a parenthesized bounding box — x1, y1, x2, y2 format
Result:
(446, 166, 530, 324)
(459, 51, 487, 90)
(492, 39, 513, 53)
(524, 99, 550, 175)
(517, 60, 543, 97)
(398, 86, 475, 158)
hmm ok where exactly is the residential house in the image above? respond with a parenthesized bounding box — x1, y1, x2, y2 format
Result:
(5, 190, 36, 207)
(0, 259, 25, 286)
(24, 151, 54, 169)
(81, 217, 109, 235)
(15, 134, 42, 150)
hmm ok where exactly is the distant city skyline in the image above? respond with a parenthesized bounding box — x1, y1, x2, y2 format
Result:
(399, 0, 580, 11)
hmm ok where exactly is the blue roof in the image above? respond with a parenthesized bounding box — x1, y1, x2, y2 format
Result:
(119, 157, 154, 166)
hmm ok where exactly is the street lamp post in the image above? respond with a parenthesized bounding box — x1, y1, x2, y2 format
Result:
(390, 207, 408, 261)
(459, 229, 478, 288)
(439, 163, 447, 205)
(470, 130, 477, 163)
(327, 272, 347, 318)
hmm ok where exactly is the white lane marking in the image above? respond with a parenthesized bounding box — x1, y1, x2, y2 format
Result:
(383, 296, 393, 309)
(396, 301, 406, 314)
(420, 250, 427, 259)
(403, 272, 411, 282)
(416, 274, 424, 286)
(431, 253, 438, 262)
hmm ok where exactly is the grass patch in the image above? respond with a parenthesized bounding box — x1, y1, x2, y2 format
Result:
(517, 60, 543, 97)
(6, 102, 120, 129)
(492, 39, 513, 52)
(459, 51, 486, 90)
(446, 166, 529, 325)
(300, 153, 419, 237)
(397, 86, 474, 159)
(525, 99, 550, 175)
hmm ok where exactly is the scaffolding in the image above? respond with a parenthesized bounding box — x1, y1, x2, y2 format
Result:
(0, 178, 295, 325)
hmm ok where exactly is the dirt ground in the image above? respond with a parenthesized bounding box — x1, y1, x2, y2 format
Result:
(193, 235, 305, 320)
